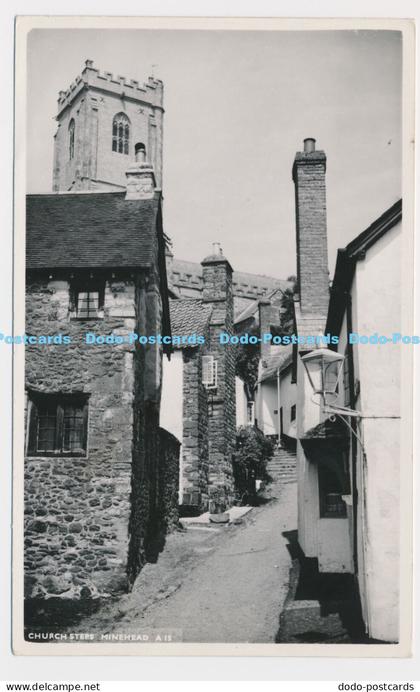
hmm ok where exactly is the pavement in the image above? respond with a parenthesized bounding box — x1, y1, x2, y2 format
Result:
(74, 480, 297, 643)
(179, 504, 254, 528)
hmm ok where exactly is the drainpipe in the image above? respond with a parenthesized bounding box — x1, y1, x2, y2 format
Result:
(277, 367, 281, 445)
(346, 292, 358, 574)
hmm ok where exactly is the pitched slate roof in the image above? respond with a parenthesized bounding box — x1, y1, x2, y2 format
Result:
(26, 192, 160, 270)
(326, 198, 402, 337)
(169, 298, 212, 348)
(258, 345, 293, 383)
(234, 287, 289, 325)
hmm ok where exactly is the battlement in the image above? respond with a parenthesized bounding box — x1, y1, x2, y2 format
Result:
(171, 258, 290, 304)
(57, 59, 164, 115)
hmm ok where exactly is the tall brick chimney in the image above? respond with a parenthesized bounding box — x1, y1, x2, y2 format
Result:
(201, 244, 235, 506)
(292, 138, 329, 315)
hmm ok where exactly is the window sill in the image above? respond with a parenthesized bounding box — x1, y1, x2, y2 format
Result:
(319, 513, 348, 520)
(26, 452, 87, 458)
(69, 316, 104, 322)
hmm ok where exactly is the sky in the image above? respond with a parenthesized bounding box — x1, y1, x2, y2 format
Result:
(26, 28, 402, 279)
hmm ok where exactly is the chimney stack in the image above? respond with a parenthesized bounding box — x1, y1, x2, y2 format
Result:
(292, 138, 329, 316)
(125, 143, 156, 200)
(201, 247, 235, 504)
(258, 299, 272, 367)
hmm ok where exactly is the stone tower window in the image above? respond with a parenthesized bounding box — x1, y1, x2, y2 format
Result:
(112, 112, 130, 154)
(68, 119, 75, 160)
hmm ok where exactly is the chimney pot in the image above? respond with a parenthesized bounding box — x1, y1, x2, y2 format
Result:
(125, 144, 156, 200)
(135, 142, 146, 163)
(303, 138, 316, 153)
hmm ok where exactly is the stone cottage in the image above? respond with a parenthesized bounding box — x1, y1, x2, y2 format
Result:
(24, 150, 179, 604)
(160, 247, 236, 514)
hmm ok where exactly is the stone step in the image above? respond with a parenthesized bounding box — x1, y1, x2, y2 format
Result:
(269, 454, 296, 460)
(267, 462, 296, 467)
(266, 448, 297, 485)
(270, 457, 295, 460)
(267, 463, 296, 469)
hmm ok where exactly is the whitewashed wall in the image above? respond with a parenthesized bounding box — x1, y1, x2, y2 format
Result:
(160, 350, 183, 441)
(351, 220, 401, 642)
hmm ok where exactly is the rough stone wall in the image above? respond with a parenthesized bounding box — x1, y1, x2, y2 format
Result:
(293, 151, 329, 316)
(158, 428, 181, 535)
(24, 264, 171, 603)
(53, 70, 163, 192)
(126, 268, 166, 586)
(24, 273, 138, 601)
(180, 347, 209, 510)
(201, 259, 236, 506)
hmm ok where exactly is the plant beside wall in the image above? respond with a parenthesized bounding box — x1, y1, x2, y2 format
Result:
(208, 486, 230, 523)
(234, 326, 260, 401)
(233, 426, 275, 505)
(280, 276, 297, 334)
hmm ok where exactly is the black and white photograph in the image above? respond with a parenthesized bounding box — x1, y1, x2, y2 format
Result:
(12, 16, 414, 657)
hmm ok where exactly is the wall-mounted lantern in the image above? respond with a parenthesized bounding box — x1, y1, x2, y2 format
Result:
(301, 348, 344, 406)
(301, 347, 361, 419)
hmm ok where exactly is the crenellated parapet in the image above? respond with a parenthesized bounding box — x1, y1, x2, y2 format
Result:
(56, 59, 164, 116)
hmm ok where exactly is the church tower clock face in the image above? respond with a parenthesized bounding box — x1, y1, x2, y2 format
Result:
(52, 60, 163, 193)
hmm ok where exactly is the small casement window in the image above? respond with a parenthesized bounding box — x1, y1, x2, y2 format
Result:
(202, 355, 218, 389)
(69, 119, 75, 160)
(318, 453, 350, 518)
(290, 404, 296, 422)
(246, 401, 255, 426)
(112, 112, 130, 154)
(27, 393, 89, 457)
(70, 281, 105, 319)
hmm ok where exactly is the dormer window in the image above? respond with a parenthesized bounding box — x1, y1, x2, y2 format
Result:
(69, 119, 75, 160)
(112, 112, 130, 154)
(70, 280, 105, 320)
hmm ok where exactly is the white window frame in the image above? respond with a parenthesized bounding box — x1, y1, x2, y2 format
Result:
(202, 355, 218, 390)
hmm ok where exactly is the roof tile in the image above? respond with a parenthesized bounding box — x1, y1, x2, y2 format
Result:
(26, 192, 160, 270)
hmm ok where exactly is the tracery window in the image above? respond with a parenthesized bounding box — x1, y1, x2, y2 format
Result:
(112, 113, 130, 154)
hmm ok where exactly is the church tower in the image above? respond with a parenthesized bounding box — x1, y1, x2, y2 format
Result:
(52, 60, 163, 192)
